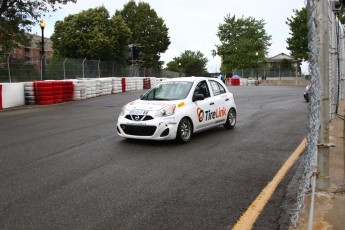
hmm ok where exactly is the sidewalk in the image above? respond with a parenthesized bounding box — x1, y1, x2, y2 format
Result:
(291, 100, 345, 229)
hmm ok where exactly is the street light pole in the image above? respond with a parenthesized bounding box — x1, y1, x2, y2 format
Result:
(39, 20, 46, 81)
(255, 52, 259, 80)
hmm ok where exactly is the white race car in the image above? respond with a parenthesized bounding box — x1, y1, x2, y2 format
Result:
(116, 76, 237, 143)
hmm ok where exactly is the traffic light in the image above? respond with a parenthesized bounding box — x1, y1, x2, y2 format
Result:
(133, 46, 143, 60)
(133, 46, 139, 60)
(127, 44, 144, 64)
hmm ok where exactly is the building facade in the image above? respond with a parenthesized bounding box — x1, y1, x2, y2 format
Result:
(265, 53, 298, 69)
(11, 34, 53, 62)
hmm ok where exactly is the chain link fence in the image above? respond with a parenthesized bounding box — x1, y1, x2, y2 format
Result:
(231, 67, 300, 79)
(1, 55, 307, 83)
(290, 0, 345, 228)
(0, 56, 185, 83)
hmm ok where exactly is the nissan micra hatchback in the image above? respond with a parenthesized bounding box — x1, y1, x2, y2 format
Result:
(116, 76, 236, 143)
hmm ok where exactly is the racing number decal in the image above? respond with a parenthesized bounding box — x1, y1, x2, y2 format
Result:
(197, 107, 204, 122)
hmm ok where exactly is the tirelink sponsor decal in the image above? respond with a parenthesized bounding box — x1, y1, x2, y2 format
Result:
(197, 107, 226, 122)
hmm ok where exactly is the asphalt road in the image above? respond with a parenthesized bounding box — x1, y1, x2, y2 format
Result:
(0, 86, 308, 230)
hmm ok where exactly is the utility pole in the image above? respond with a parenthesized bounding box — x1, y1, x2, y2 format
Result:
(316, 0, 330, 190)
(39, 20, 46, 81)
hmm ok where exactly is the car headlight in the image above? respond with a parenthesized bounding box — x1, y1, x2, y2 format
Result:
(156, 105, 176, 117)
(120, 105, 127, 116)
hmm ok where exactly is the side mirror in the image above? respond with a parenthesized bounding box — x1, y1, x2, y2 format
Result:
(193, 93, 205, 102)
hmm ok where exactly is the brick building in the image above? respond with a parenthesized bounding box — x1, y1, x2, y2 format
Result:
(11, 34, 53, 62)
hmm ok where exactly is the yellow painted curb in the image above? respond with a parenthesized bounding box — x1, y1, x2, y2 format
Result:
(231, 138, 307, 230)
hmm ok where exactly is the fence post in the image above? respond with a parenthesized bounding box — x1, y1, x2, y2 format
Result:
(112, 62, 115, 77)
(334, 13, 340, 115)
(63, 58, 68, 79)
(279, 64, 281, 80)
(98, 59, 100, 78)
(316, 0, 330, 190)
(82, 58, 86, 79)
(7, 54, 11, 83)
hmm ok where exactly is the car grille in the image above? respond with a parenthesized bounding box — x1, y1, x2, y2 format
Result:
(125, 115, 154, 121)
(120, 124, 157, 136)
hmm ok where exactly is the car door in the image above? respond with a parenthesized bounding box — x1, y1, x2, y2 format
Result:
(191, 79, 218, 131)
(207, 79, 228, 125)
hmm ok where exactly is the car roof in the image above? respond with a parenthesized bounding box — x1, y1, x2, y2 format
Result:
(164, 76, 211, 83)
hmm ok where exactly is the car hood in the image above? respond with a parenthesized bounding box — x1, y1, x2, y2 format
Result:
(126, 99, 181, 111)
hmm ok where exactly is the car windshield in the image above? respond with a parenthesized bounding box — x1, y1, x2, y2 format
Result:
(141, 81, 193, 101)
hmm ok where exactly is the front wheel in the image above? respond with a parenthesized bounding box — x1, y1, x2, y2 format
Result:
(176, 118, 192, 143)
(224, 108, 236, 129)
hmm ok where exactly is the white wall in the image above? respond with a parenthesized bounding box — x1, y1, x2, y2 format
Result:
(1, 83, 25, 109)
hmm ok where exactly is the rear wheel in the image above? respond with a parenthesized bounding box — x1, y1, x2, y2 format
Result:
(176, 118, 192, 143)
(224, 108, 236, 129)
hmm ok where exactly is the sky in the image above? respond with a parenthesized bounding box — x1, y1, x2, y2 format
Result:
(32, 0, 307, 73)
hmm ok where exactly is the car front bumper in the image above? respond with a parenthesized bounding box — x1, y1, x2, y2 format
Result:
(116, 116, 179, 141)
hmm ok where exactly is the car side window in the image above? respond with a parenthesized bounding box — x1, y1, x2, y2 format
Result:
(218, 82, 226, 94)
(209, 80, 226, 96)
(194, 80, 210, 98)
(210, 81, 220, 96)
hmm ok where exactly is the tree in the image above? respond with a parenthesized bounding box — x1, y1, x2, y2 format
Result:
(280, 59, 295, 71)
(115, 0, 170, 69)
(166, 50, 208, 75)
(166, 61, 180, 73)
(286, 8, 308, 62)
(0, 0, 77, 56)
(339, 6, 345, 24)
(50, 7, 131, 63)
(213, 14, 271, 73)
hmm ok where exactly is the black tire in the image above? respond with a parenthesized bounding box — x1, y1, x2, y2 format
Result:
(176, 118, 192, 143)
(224, 108, 236, 129)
